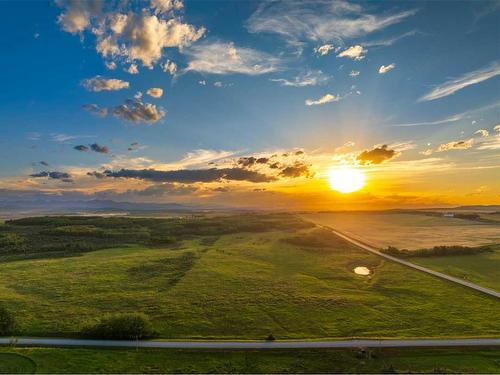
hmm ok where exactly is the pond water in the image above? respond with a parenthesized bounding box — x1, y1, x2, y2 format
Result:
(354, 266, 370, 275)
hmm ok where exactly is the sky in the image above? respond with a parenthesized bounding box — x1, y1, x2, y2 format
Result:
(0, 0, 499, 210)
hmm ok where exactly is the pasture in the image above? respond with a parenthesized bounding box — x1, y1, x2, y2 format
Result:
(302, 212, 500, 250)
(1, 347, 499, 373)
(0, 214, 498, 339)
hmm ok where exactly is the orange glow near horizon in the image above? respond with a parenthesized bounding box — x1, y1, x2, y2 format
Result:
(328, 166, 366, 193)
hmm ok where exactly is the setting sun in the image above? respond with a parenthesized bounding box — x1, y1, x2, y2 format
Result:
(328, 167, 366, 193)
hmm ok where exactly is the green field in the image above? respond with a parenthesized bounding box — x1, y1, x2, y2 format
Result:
(0, 214, 499, 339)
(411, 249, 500, 291)
(302, 212, 500, 249)
(0, 347, 499, 373)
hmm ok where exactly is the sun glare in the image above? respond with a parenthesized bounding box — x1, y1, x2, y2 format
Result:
(328, 166, 366, 193)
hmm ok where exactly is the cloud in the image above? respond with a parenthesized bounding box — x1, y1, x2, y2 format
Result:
(184, 41, 281, 75)
(474, 129, 489, 137)
(337, 45, 367, 60)
(436, 138, 474, 152)
(362, 30, 418, 47)
(389, 113, 466, 127)
(357, 145, 398, 164)
(39, 161, 49, 167)
(74, 145, 89, 152)
(476, 134, 500, 150)
(162, 60, 177, 74)
(279, 161, 311, 178)
(56, 0, 102, 34)
(90, 143, 109, 154)
(112, 99, 166, 124)
(98, 167, 276, 183)
(246, 1, 416, 47)
(82, 76, 129, 91)
(127, 64, 139, 74)
(349, 70, 360, 77)
(270, 70, 330, 87)
(146, 87, 164, 98)
(52, 133, 94, 142)
(420, 149, 433, 156)
(379, 63, 396, 74)
(105, 61, 117, 70)
(335, 141, 355, 153)
(83, 103, 108, 117)
(314, 44, 337, 56)
(30, 170, 72, 182)
(305, 93, 340, 106)
(56, 1, 205, 68)
(419, 62, 500, 102)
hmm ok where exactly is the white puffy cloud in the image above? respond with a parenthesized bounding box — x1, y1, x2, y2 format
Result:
(105, 61, 117, 70)
(112, 99, 166, 124)
(213, 81, 223, 87)
(436, 138, 474, 152)
(162, 60, 177, 74)
(419, 62, 500, 102)
(337, 45, 366, 60)
(349, 70, 360, 77)
(56, 0, 102, 34)
(150, 0, 184, 15)
(494, 124, 500, 132)
(379, 63, 396, 74)
(314, 44, 337, 56)
(127, 64, 139, 74)
(82, 76, 129, 91)
(474, 129, 489, 137)
(146, 87, 164, 98)
(198, 80, 207, 86)
(247, 1, 416, 46)
(56, 1, 205, 69)
(184, 41, 281, 75)
(270, 70, 330, 87)
(305, 93, 340, 106)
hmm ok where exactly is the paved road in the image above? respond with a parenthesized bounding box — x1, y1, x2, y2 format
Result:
(313, 223, 500, 299)
(1, 337, 499, 349)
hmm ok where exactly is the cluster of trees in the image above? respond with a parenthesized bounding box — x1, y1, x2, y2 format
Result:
(382, 244, 494, 258)
(1, 214, 313, 259)
(82, 313, 155, 340)
(0, 306, 15, 335)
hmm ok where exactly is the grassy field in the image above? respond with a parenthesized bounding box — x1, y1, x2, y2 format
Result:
(0, 214, 499, 339)
(302, 212, 500, 249)
(0, 346, 499, 373)
(411, 249, 500, 291)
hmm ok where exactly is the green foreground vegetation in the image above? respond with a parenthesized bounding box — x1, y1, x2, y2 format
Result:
(0, 213, 499, 339)
(0, 347, 499, 374)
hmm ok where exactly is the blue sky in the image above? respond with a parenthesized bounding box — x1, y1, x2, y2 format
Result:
(0, 0, 499, 209)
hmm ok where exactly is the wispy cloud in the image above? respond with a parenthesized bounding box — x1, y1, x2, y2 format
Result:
(379, 63, 396, 74)
(436, 138, 474, 152)
(271, 70, 330, 87)
(246, 1, 416, 47)
(184, 41, 281, 75)
(82, 76, 130, 92)
(362, 30, 419, 47)
(419, 62, 500, 102)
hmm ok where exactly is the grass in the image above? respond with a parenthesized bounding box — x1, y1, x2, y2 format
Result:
(0, 346, 499, 373)
(0, 215, 499, 339)
(411, 248, 500, 290)
(302, 212, 500, 249)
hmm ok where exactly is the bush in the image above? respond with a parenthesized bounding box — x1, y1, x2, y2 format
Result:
(0, 307, 15, 335)
(83, 313, 155, 340)
(266, 334, 276, 341)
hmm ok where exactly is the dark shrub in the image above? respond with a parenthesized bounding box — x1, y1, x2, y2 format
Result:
(266, 334, 276, 341)
(0, 306, 15, 335)
(83, 313, 155, 340)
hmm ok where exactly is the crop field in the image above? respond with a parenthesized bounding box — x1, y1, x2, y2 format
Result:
(302, 212, 500, 250)
(1, 347, 499, 374)
(0, 214, 499, 339)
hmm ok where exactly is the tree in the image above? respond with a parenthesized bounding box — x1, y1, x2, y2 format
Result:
(83, 313, 155, 340)
(0, 306, 15, 335)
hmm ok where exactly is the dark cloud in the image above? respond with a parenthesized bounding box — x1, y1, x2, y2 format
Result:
(128, 142, 140, 151)
(357, 145, 397, 165)
(40, 161, 49, 166)
(87, 171, 106, 179)
(90, 143, 109, 154)
(269, 162, 280, 169)
(279, 161, 312, 178)
(112, 99, 165, 124)
(256, 157, 269, 164)
(97, 167, 276, 183)
(295, 150, 304, 155)
(212, 186, 229, 193)
(237, 156, 257, 167)
(74, 145, 89, 152)
(83, 103, 108, 117)
(30, 171, 72, 182)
